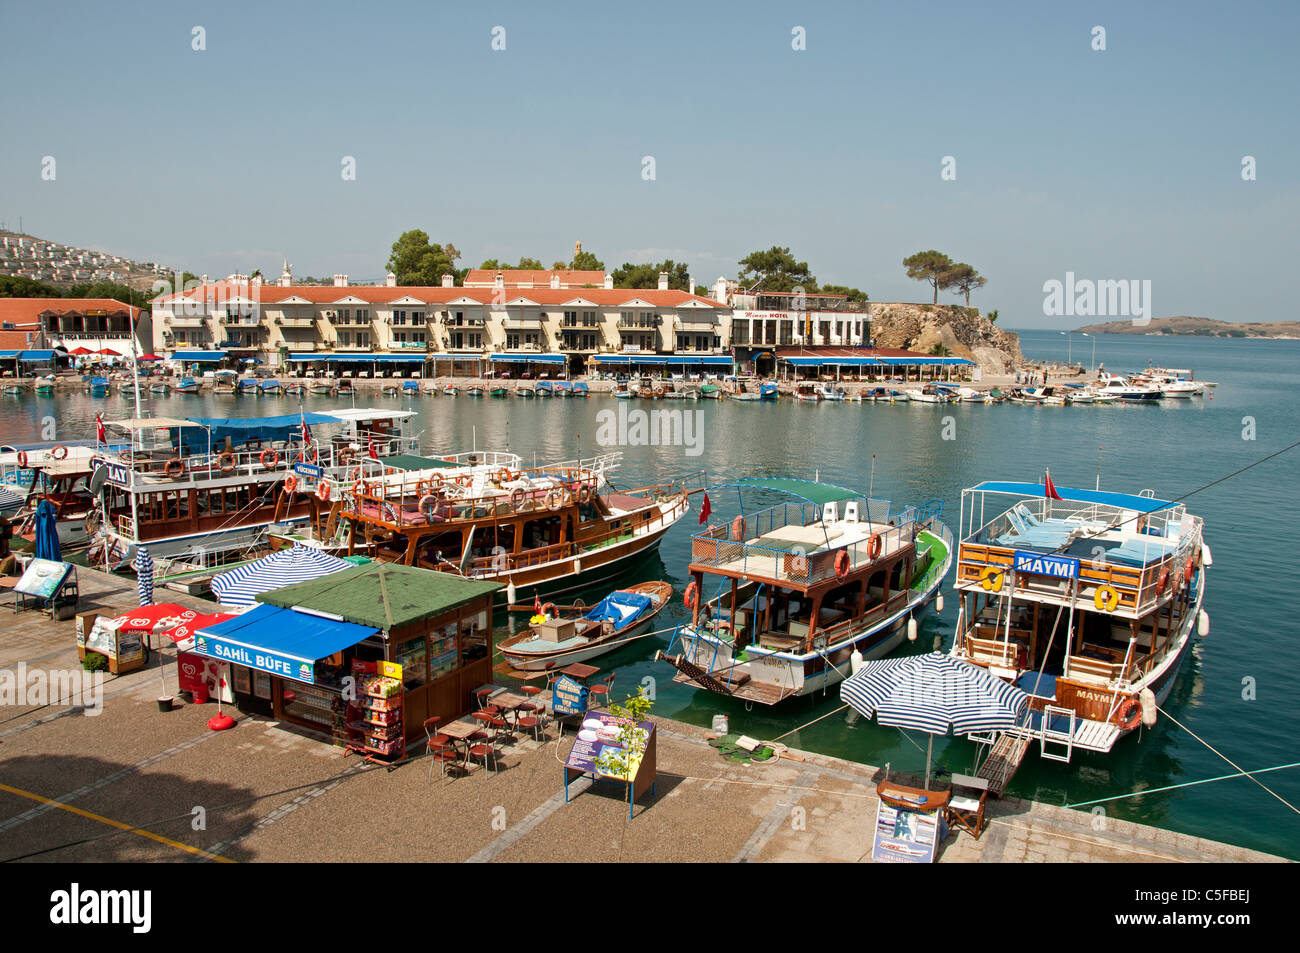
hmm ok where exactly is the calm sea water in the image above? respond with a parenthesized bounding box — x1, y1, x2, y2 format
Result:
(3, 329, 1297, 857)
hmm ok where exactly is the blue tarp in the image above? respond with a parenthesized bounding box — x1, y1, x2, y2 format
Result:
(584, 590, 653, 626)
(171, 350, 225, 361)
(19, 350, 57, 361)
(193, 603, 379, 684)
(180, 413, 338, 451)
(969, 481, 1175, 514)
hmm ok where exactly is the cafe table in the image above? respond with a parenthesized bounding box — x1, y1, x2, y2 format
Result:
(438, 719, 481, 764)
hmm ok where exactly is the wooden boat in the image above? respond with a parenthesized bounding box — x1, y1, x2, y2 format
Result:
(381, 384, 400, 397)
(337, 379, 354, 396)
(949, 480, 1208, 761)
(570, 382, 590, 398)
(611, 381, 635, 399)
(516, 382, 536, 398)
(284, 382, 305, 396)
(3, 383, 28, 395)
(658, 482, 953, 705)
(466, 385, 485, 397)
(86, 376, 112, 396)
(553, 382, 571, 397)
(443, 384, 459, 397)
(176, 377, 202, 394)
(212, 371, 237, 395)
(423, 384, 441, 397)
(818, 383, 847, 401)
(259, 379, 282, 395)
(499, 580, 673, 670)
(402, 380, 420, 396)
(698, 382, 722, 400)
(759, 382, 779, 401)
(34, 376, 56, 395)
(237, 377, 259, 395)
(310, 381, 336, 395)
(535, 380, 554, 398)
(793, 382, 821, 402)
(862, 387, 905, 403)
(150, 382, 172, 395)
(489, 385, 509, 398)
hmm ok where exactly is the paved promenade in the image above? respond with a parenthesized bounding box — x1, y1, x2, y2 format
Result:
(0, 567, 1281, 863)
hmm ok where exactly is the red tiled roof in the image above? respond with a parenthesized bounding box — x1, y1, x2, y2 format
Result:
(155, 283, 723, 309)
(0, 297, 140, 324)
(463, 269, 606, 286)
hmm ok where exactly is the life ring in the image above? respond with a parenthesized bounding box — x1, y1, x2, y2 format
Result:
(493, 468, 509, 484)
(415, 479, 429, 499)
(259, 448, 280, 469)
(282, 475, 298, 496)
(351, 480, 365, 497)
(835, 550, 850, 578)
(338, 447, 354, 467)
(509, 487, 525, 509)
(1155, 568, 1170, 596)
(455, 475, 473, 488)
(546, 489, 562, 511)
(731, 516, 746, 541)
(1115, 698, 1142, 731)
(431, 472, 444, 489)
(316, 481, 331, 503)
(217, 451, 235, 473)
(1095, 584, 1120, 612)
(50, 445, 68, 460)
(163, 457, 185, 478)
(978, 566, 1004, 593)
(684, 582, 698, 611)
(419, 494, 440, 520)
(540, 602, 556, 618)
(348, 466, 362, 483)
(868, 533, 883, 559)
(299, 445, 318, 464)
(16, 450, 27, 468)
(577, 484, 592, 505)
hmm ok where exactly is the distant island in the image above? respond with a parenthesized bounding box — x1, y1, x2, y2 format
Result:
(1074, 316, 1300, 338)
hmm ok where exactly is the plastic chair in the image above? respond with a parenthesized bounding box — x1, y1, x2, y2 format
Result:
(465, 729, 498, 774)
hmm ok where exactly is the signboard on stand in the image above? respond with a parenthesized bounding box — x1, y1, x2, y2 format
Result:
(563, 712, 657, 818)
(551, 675, 588, 716)
(871, 801, 943, 863)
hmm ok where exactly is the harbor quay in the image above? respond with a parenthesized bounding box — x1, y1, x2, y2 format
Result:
(0, 567, 1280, 864)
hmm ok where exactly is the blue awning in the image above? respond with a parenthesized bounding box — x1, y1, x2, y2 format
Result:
(288, 353, 326, 361)
(179, 413, 340, 451)
(19, 350, 56, 361)
(322, 354, 426, 363)
(171, 350, 225, 361)
(192, 603, 379, 685)
(0, 350, 20, 359)
(489, 353, 566, 364)
(783, 356, 882, 367)
(592, 354, 731, 366)
(968, 481, 1175, 513)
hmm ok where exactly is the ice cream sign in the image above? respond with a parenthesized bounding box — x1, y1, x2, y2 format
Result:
(193, 635, 316, 684)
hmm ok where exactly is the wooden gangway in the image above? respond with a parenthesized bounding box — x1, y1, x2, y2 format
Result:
(975, 731, 1032, 797)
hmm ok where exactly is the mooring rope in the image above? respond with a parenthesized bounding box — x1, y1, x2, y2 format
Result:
(1062, 761, 1300, 810)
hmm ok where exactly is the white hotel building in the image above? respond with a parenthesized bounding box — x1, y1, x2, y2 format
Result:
(152, 266, 740, 376)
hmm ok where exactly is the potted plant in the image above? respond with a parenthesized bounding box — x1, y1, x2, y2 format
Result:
(81, 652, 107, 673)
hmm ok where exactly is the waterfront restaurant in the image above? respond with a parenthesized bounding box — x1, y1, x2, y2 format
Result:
(196, 562, 501, 743)
(777, 347, 976, 382)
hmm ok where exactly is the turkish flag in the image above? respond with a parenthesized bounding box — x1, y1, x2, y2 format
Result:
(698, 491, 712, 525)
(1044, 469, 1063, 501)
(95, 413, 106, 445)
(534, 593, 542, 615)
(367, 437, 378, 460)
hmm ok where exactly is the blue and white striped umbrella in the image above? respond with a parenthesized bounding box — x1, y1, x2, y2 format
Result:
(841, 652, 1030, 787)
(134, 546, 154, 606)
(210, 545, 353, 606)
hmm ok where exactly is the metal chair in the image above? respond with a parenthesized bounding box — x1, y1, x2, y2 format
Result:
(423, 717, 458, 779)
(587, 673, 615, 708)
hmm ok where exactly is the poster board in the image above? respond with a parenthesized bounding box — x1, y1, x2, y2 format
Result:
(551, 674, 589, 717)
(14, 558, 72, 599)
(871, 802, 943, 863)
(563, 712, 657, 818)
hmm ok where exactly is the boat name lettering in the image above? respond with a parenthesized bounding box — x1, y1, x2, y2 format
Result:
(1013, 551, 1079, 579)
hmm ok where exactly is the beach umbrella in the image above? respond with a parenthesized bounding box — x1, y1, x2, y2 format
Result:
(210, 545, 352, 606)
(840, 652, 1030, 789)
(33, 499, 61, 563)
(98, 347, 122, 356)
(68, 346, 96, 356)
(113, 602, 195, 632)
(134, 546, 154, 606)
(137, 353, 162, 361)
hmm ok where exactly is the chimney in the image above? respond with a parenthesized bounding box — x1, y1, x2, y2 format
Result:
(688, 274, 695, 296)
(442, 273, 454, 288)
(657, 271, 669, 291)
(385, 271, 397, 287)
(201, 274, 209, 285)
(603, 274, 613, 290)
(713, 276, 728, 303)
(550, 272, 561, 289)
(333, 274, 348, 287)
(494, 272, 504, 291)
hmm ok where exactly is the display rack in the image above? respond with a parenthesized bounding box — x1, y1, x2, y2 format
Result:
(341, 660, 407, 767)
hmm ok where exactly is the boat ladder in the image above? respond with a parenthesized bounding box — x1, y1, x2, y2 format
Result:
(1039, 705, 1076, 763)
(971, 731, 1031, 797)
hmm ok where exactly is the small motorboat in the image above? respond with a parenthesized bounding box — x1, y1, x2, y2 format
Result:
(466, 385, 485, 397)
(259, 379, 282, 395)
(33, 376, 56, 395)
(176, 377, 201, 394)
(699, 382, 722, 400)
(570, 382, 589, 398)
(284, 381, 305, 396)
(535, 381, 554, 398)
(443, 384, 459, 397)
(381, 384, 400, 397)
(402, 380, 420, 396)
(337, 379, 354, 396)
(759, 381, 779, 400)
(150, 382, 172, 395)
(310, 380, 336, 395)
(516, 382, 536, 398)
(499, 581, 673, 671)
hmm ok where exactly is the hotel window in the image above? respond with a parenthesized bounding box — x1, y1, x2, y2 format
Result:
(732, 322, 749, 345)
(506, 333, 520, 350)
(339, 332, 351, 347)
(393, 310, 406, 326)
(412, 311, 425, 326)
(357, 332, 371, 348)
(337, 309, 349, 324)
(583, 310, 597, 327)
(563, 311, 577, 326)
(357, 309, 369, 323)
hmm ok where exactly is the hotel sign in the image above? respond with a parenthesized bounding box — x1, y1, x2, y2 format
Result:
(1013, 551, 1080, 580)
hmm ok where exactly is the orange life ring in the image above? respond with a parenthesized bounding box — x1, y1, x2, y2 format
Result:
(415, 479, 429, 499)
(217, 451, 235, 473)
(338, 447, 354, 467)
(1155, 568, 1170, 596)
(351, 480, 365, 497)
(541, 602, 557, 617)
(16, 450, 27, 468)
(577, 484, 592, 505)
(835, 550, 850, 578)
(282, 475, 298, 496)
(419, 494, 440, 520)
(164, 457, 185, 478)
(684, 581, 698, 610)
(1115, 698, 1142, 731)
(731, 516, 746, 541)
(300, 445, 318, 464)
(316, 481, 331, 502)
(869, 533, 883, 559)
(50, 445, 68, 460)
(431, 472, 444, 489)
(259, 448, 280, 469)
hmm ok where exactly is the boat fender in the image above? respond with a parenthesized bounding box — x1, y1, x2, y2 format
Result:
(259, 448, 280, 469)
(573, 557, 581, 574)
(906, 617, 918, 642)
(936, 593, 944, 613)
(316, 481, 331, 503)
(50, 445, 68, 460)
(1201, 543, 1213, 567)
(732, 516, 746, 541)
(218, 451, 235, 473)
(419, 493, 440, 521)
(684, 581, 698, 610)
(1184, 559, 1194, 586)
(506, 580, 516, 604)
(282, 475, 298, 496)
(1094, 584, 1120, 612)
(835, 550, 850, 578)
(850, 649, 864, 675)
(1139, 688, 1157, 728)
(868, 533, 883, 559)
(164, 457, 185, 479)
(1115, 697, 1142, 731)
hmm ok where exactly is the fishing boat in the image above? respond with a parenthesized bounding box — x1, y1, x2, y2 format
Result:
(3, 382, 29, 395)
(310, 380, 336, 395)
(332, 451, 689, 601)
(466, 385, 486, 398)
(489, 385, 509, 398)
(657, 480, 953, 704)
(237, 377, 259, 395)
(632, 376, 662, 399)
(535, 380, 554, 398)
(380, 384, 400, 397)
(905, 383, 954, 404)
(3, 443, 105, 550)
(176, 377, 202, 394)
(699, 381, 722, 400)
(1006, 387, 1041, 405)
(553, 382, 572, 397)
(818, 383, 847, 401)
(725, 378, 763, 401)
(337, 379, 355, 396)
(442, 384, 458, 397)
(259, 379, 283, 396)
(949, 479, 1208, 762)
(86, 376, 112, 397)
(516, 382, 536, 398)
(611, 381, 635, 399)
(284, 381, 305, 396)
(33, 376, 56, 395)
(793, 382, 821, 402)
(759, 381, 779, 401)
(499, 580, 673, 671)
(570, 382, 590, 398)
(402, 380, 420, 397)
(212, 370, 238, 395)
(150, 381, 172, 395)
(862, 386, 906, 403)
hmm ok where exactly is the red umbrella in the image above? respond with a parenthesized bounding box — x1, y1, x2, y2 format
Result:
(157, 612, 234, 643)
(68, 346, 96, 355)
(137, 353, 162, 361)
(98, 347, 122, 356)
(112, 603, 196, 633)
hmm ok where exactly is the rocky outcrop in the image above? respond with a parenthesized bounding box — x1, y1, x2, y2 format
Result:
(868, 302, 1023, 373)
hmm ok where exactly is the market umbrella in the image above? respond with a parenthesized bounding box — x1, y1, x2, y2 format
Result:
(97, 347, 122, 356)
(68, 346, 96, 356)
(134, 546, 154, 606)
(33, 499, 61, 563)
(112, 602, 196, 633)
(840, 652, 1030, 789)
(137, 353, 162, 361)
(210, 545, 352, 606)
(155, 611, 235, 703)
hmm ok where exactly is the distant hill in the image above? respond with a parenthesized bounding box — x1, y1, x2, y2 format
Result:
(1073, 316, 1300, 338)
(0, 228, 177, 291)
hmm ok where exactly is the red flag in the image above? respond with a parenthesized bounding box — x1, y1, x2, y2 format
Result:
(367, 437, 378, 460)
(300, 411, 311, 446)
(698, 491, 712, 525)
(1044, 469, 1063, 501)
(95, 413, 106, 445)
(534, 593, 542, 615)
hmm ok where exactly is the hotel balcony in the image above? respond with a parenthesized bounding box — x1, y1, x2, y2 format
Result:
(166, 313, 207, 327)
(275, 314, 317, 327)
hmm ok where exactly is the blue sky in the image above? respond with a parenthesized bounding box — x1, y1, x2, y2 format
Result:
(1, 0, 1295, 326)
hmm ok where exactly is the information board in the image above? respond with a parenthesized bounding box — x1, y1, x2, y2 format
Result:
(551, 675, 588, 716)
(14, 559, 72, 599)
(871, 802, 942, 863)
